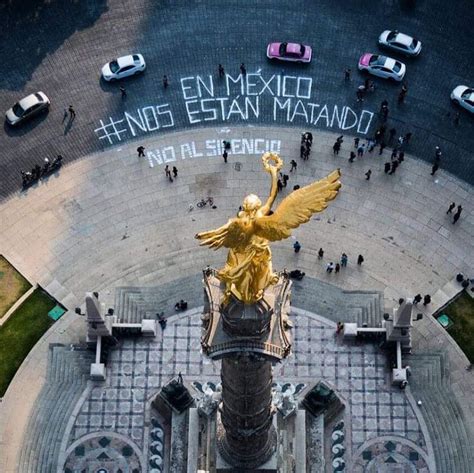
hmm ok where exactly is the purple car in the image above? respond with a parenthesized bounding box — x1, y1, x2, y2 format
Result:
(266, 42, 312, 63)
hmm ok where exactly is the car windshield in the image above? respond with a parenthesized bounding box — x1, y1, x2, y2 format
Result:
(387, 31, 397, 41)
(109, 60, 120, 73)
(133, 54, 140, 62)
(369, 55, 385, 66)
(393, 62, 401, 73)
(411, 39, 418, 49)
(461, 89, 473, 98)
(12, 102, 25, 116)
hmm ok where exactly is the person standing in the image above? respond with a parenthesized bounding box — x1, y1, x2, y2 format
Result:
(452, 205, 463, 224)
(354, 137, 360, 148)
(137, 146, 145, 157)
(172, 166, 178, 178)
(388, 128, 397, 143)
(378, 142, 386, 155)
(326, 262, 334, 273)
(349, 151, 356, 163)
(290, 159, 297, 172)
(357, 254, 364, 265)
(277, 179, 283, 192)
(365, 169, 372, 180)
(293, 241, 301, 253)
(344, 68, 351, 81)
(163, 75, 169, 88)
(357, 143, 365, 157)
(423, 294, 431, 306)
(446, 202, 456, 214)
(384, 162, 391, 174)
(240, 63, 247, 75)
(218, 64, 225, 77)
(318, 248, 324, 259)
(389, 160, 399, 175)
(223, 150, 228, 163)
(333, 141, 341, 155)
(341, 253, 348, 267)
(404, 132, 412, 144)
(120, 86, 126, 98)
(413, 294, 422, 305)
(397, 151, 405, 163)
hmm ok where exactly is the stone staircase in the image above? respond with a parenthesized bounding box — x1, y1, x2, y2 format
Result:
(18, 343, 94, 473)
(113, 274, 385, 328)
(408, 353, 472, 473)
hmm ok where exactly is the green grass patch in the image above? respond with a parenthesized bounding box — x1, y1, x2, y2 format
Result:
(0, 288, 56, 396)
(441, 291, 474, 362)
(0, 255, 32, 318)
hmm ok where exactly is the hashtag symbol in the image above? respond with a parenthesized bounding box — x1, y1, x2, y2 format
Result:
(94, 117, 128, 144)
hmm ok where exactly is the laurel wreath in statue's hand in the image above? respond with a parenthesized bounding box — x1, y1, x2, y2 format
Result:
(262, 152, 283, 173)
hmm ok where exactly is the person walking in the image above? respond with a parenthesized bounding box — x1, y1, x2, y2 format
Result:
(326, 262, 334, 273)
(222, 150, 228, 163)
(333, 141, 341, 155)
(357, 254, 364, 265)
(349, 151, 356, 163)
(120, 86, 126, 98)
(341, 253, 348, 267)
(391, 149, 398, 161)
(137, 145, 145, 157)
(282, 174, 289, 187)
(452, 205, 463, 224)
(172, 166, 178, 178)
(318, 248, 324, 259)
(356, 88, 364, 102)
(435, 146, 442, 159)
(397, 151, 405, 163)
(413, 294, 422, 305)
(218, 64, 225, 77)
(354, 137, 360, 148)
(290, 159, 297, 172)
(384, 162, 391, 174)
(240, 63, 247, 75)
(68, 105, 76, 120)
(446, 202, 456, 214)
(381, 105, 389, 120)
(431, 162, 439, 176)
(404, 132, 412, 144)
(357, 143, 365, 157)
(293, 241, 301, 253)
(163, 75, 169, 88)
(344, 68, 351, 81)
(378, 142, 386, 155)
(423, 294, 431, 306)
(365, 169, 372, 180)
(335, 263, 341, 274)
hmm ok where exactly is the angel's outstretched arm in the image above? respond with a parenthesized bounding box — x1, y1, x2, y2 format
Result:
(261, 153, 283, 215)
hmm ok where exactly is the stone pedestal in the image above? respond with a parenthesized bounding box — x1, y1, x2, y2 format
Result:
(201, 269, 292, 470)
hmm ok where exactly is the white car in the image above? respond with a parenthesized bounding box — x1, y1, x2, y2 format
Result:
(101, 54, 146, 81)
(5, 91, 50, 126)
(451, 85, 474, 114)
(358, 53, 406, 82)
(378, 30, 422, 56)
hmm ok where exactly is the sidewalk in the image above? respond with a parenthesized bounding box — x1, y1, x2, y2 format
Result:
(0, 125, 472, 472)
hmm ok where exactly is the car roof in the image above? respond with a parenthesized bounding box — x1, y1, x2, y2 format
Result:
(384, 57, 396, 69)
(286, 42, 303, 53)
(394, 32, 413, 47)
(116, 55, 136, 68)
(18, 93, 40, 109)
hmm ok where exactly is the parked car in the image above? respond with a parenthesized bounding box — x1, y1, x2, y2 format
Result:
(5, 92, 50, 126)
(358, 53, 406, 81)
(266, 42, 312, 63)
(451, 85, 474, 114)
(378, 30, 422, 56)
(101, 54, 146, 81)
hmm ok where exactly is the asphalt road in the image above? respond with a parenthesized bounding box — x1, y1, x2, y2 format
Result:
(0, 0, 473, 199)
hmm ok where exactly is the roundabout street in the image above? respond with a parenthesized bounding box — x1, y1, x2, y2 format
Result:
(1, 0, 474, 199)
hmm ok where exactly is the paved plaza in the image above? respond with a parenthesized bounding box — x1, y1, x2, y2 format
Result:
(0, 1, 473, 472)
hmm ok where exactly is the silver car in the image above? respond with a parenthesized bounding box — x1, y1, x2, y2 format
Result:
(101, 54, 146, 81)
(378, 30, 422, 56)
(451, 86, 474, 114)
(5, 91, 50, 126)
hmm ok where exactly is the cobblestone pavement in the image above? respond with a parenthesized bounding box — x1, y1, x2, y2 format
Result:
(1, 0, 474, 199)
(0, 126, 472, 472)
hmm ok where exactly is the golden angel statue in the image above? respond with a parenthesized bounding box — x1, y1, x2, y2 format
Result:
(195, 153, 341, 304)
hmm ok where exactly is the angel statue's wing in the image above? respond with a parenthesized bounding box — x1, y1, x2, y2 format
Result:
(195, 218, 251, 250)
(255, 169, 341, 241)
